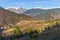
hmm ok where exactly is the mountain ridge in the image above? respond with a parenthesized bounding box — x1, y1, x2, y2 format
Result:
(0, 7, 35, 26)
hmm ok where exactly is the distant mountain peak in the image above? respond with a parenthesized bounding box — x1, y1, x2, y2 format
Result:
(6, 7, 27, 14)
(5, 7, 24, 9)
(33, 7, 48, 10)
(5, 7, 19, 10)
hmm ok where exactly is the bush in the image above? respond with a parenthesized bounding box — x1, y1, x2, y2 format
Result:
(13, 26, 23, 37)
(36, 28, 43, 33)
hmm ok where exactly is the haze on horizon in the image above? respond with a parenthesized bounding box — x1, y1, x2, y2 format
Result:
(0, 0, 60, 9)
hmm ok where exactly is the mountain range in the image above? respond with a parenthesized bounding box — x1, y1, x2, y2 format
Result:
(6, 7, 60, 20)
(23, 8, 60, 20)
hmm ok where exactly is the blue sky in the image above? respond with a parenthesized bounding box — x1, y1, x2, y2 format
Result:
(0, 0, 60, 9)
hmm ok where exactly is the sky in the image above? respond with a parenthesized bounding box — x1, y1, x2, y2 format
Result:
(0, 0, 60, 9)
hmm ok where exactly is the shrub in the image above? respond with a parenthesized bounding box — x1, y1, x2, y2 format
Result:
(36, 28, 43, 33)
(13, 26, 23, 37)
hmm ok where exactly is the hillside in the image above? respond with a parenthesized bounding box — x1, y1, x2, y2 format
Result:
(23, 8, 60, 20)
(1, 19, 60, 40)
(23, 8, 46, 17)
(0, 7, 35, 26)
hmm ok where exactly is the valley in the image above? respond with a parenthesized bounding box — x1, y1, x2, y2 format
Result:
(0, 7, 60, 40)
